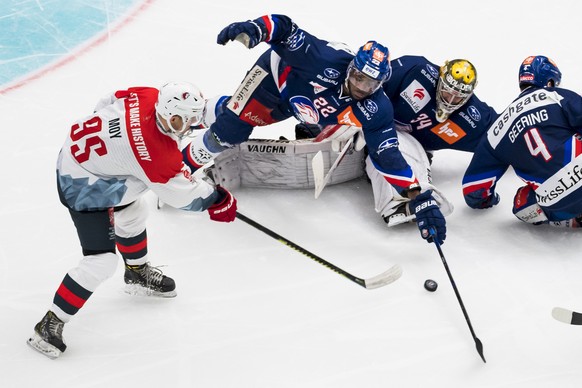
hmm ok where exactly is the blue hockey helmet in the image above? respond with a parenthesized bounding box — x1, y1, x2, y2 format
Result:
(518, 55, 562, 89)
(345, 41, 391, 100)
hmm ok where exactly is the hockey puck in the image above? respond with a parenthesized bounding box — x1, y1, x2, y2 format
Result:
(424, 279, 438, 292)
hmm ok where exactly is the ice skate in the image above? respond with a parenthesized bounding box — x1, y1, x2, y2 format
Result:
(124, 262, 177, 298)
(384, 203, 416, 227)
(27, 311, 66, 359)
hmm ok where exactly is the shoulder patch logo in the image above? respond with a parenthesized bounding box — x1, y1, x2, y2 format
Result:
(467, 105, 481, 121)
(364, 99, 378, 113)
(324, 68, 340, 79)
(426, 64, 439, 79)
(287, 31, 305, 51)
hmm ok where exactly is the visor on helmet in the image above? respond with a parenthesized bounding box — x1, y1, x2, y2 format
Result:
(346, 66, 383, 100)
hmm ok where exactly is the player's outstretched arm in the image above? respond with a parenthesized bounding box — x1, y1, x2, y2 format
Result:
(216, 15, 295, 49)
(409, 190, 447, 245)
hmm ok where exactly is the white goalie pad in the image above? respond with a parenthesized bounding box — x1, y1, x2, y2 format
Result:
(210, 138, 365, 190)
(366, 131, 454, 221)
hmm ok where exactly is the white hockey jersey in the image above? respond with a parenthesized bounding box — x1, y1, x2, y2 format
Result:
(57, 87, 217, 212)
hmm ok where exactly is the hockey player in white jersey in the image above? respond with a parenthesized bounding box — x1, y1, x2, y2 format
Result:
(27, 82, 237, 359)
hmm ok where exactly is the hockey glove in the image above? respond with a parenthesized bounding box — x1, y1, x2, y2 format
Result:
(331, 126, 365, 152)
(217, 20, 266, 48)
(314, 125, 366, 152)
(207, 186, 237, 222)
(410, 190, 446, 245)
(464, 188, 500, 209)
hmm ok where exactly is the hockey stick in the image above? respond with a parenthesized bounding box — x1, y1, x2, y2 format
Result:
(312, 136, 354, 199)
(552, 307, 582, 325)
(236, 211, 402, 289)
(429, 228, 486, 363)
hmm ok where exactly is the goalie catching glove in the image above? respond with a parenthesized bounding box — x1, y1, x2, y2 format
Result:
(410, 190, 446, 245)
(207, 186, 237, 222)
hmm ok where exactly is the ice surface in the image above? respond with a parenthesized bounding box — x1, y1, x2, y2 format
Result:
(1, 1, 582, 387)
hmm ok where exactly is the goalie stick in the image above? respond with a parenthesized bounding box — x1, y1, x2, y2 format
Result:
(236, 211, 402, 289)
(312, 136, 354, 199)
(552, 307, 582, 325)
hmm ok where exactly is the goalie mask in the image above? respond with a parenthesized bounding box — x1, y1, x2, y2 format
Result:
(436, 59, 477, 122)
(155, 82, 206, 138)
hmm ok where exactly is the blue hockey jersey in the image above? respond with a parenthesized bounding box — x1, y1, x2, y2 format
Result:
(257, 15, 418, 192)
(462, 86, 582, 220)
(383, 55, 498, 152)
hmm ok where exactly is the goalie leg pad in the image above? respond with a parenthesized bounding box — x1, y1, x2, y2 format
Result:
(366, 132, 453, 224)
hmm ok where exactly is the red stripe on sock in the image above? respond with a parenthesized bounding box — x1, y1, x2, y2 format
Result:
(56, 283, 87, 309)
(116, 238, 148, 254)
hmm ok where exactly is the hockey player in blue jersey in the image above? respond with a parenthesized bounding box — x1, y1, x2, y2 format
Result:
(374, 56, 497, 227)
(185, 14, 447, 244)
(462, 55, 582, 227)
(384, 56, 498, 153)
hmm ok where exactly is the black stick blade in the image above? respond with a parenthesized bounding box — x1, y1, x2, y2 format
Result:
(475, 337, 486, 363)
(552, 307, 582, 325)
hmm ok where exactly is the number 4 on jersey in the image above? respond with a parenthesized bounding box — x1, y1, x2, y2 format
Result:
(524, 127, 552, 161)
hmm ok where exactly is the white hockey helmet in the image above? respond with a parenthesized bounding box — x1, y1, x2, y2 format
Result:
(155, 82, 206, 138)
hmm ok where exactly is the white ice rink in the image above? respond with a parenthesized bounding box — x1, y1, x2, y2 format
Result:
(1, 1, 582, 387)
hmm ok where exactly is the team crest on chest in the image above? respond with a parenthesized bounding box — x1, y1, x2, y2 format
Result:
(290, 96, 319, 124)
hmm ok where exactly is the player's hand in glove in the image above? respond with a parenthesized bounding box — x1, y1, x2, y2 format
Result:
(217, 20, 266, 48)
(464, 187, 500, 209)
(410, 190, 446, 245)
(314, 125, 366, 152)
(207, 186, 237, 222)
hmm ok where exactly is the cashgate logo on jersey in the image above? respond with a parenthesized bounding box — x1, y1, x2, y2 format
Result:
(487, 90, 562, 149)
(401, 80, 431, 113)
(431, 120, 466, 144)
(290, 96, 319, 124)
